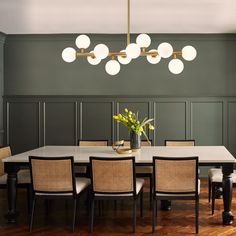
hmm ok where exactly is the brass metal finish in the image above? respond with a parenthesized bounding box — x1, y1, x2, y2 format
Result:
(127, 0, 131, 46)
(74, 0, 183, 60)
(76, 50, 181, 59)
(112, 140, 133, 154)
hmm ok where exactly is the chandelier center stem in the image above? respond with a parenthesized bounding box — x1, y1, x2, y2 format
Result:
(127, 0, 131, 46)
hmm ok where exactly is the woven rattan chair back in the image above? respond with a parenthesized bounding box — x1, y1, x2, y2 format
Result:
(29, 156, 75, 194)
(165, 140, 195, 147)
(90, 157, 135, 194)
(0, 146, 11, 176)
(153, 156, 198, 194)
(78, 140, 108, 146)
(123, 140, 152, 147)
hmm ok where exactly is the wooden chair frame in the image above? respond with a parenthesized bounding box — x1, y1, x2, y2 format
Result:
(77, 140, 109, 146)
(0, 146, 31, 212)
(165, 139, 195, 146)
(29, 156, 87, 232)
(122, 139, 153, 209)
(152, 156, 199, 234)
(76, 140, 109, 177)
(208, 172, 236, 215)
(89, 156, 143, 233)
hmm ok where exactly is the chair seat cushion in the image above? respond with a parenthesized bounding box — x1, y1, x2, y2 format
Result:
(76, 177, 91, 194)
(155, 179, 200, 196)
(35, 177, 90, 196)
(0, 169, 31, 185)
(208, 168, 236, 183)
(18, 169, 31, 184)
(0, 174, 7, 185)
(95, 178, 145, 197)
(136, 166, 153, 174)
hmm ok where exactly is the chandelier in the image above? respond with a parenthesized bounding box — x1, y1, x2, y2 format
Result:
(62, 0, 197, 76)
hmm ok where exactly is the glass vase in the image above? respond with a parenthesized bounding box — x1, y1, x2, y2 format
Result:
(130, 131, 141, 150)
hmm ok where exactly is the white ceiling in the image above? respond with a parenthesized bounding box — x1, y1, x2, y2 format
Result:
(0, 0, 236, 34)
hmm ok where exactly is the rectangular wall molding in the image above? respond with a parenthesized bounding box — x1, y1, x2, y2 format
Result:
(3, 96, 236, 157)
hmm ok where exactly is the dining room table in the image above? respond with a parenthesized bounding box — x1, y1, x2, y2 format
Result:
(3, 145, 236, 225)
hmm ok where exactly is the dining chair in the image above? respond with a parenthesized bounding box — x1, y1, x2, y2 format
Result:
(208, 168, 236, 214)
(76, 140, 108, 177)
(0, 146, 31, 210)
(165, 140, 195, 146)
(78, 140, 109, 146)
(152, 156, 200, 234)
(123, 140, 153, 208)
(28, 156, 90, 232)
(89, 156, 144, 233)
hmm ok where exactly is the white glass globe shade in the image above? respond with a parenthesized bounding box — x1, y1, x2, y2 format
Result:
(61, 47, 76, 63)
(87, 51, 101, 65)
(168, 59, 184, 74)
(146, 49, 161, 64)
(182, 45, 197, 61)
(125, 43, 141, 59)
(136, 33, 151, 48)
(157, 42, 173, 58)
(117, 50, 132, 65)
(105, 60, 120, 76)
(75, 35, 91, 49)
(94, 44, 109, 60)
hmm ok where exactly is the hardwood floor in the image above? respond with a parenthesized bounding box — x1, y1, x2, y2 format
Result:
(0, 179, 236, 235)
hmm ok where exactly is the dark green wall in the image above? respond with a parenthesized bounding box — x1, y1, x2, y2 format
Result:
(2, 33, 236, 177)
(4, 34, 236, 96)
(0, 32, 6, 146)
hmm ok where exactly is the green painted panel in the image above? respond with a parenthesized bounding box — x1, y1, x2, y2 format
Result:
(45, 102, 75, 145)
(154, 102, 186, 145)
(9, 102, 39, 154)
(191, 102, 223, 145)
(228, 102, 236, 156)
(0, 33, 5, 146)
(81, 102, 112, 143)
(117, 102, 150, 141)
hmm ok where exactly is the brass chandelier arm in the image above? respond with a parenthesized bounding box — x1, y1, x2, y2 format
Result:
(76, 50, 182, 58)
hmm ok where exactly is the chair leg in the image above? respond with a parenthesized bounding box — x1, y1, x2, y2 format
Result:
(76, 198, 80, 223)
(208, 178, 211, 203)
(29, 198, 36, 232)
(212, 183, 215, 215)
(140, 189, 143, 218)
(149, 175, 153, 210)
(90, 198, 95, 233)
(133, 198, 137, 233)
(26, 185, 32, 214)
(45, 199, 50, 215)
(72, 198, 77, 232)
(152, 197, 156, 233)
(195, 196, 199, 234)
(114, 200, 117, 210)
(98, 200, 102, 216)
(85, 189, 90, 217)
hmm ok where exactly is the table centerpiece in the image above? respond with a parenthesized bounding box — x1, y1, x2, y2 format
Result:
(113, 108, 155, 150)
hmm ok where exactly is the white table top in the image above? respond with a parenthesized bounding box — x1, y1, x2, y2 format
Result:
(3, 145, 236, 164)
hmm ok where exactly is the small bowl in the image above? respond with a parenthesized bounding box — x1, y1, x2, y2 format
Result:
(116, 148, 132, 154)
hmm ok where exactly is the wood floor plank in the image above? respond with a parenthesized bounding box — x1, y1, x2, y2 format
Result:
(0, 179, 236, 235)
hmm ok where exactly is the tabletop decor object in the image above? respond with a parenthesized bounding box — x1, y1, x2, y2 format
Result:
(112, 140, 132, 154)
(113, 108, 154, 151)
